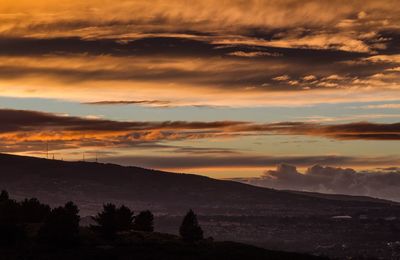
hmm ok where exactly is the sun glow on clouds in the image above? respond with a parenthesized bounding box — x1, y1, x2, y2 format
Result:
(0, 0, 400, 178)
(0, 54, 400, 107)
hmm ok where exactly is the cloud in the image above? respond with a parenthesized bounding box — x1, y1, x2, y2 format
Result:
(244, 33, 372, 53)
(1, 1, 399, 50)
(0, 2, 374, 29)
(324, 74, 346, 80)
(234, 121, 400, 140)
(104, 155, 400, 170)
(0, 1, 398, 109)
(83, 100, 172, 107)
(364, 54, 400, 64)
(228, 51, 281, 58)
(4, 109, 400, 141)
(243, 164, 400, 202)
(0, 1, 399, 184)
(1, 109, 400, 153)
(0, 109, 246, 133)
(82, 100, 226, 108)
(357, 104, 400, 109)
(0, 108, 249, 152)
(387, 67, 400, 72)
(303, 75, 317, 81)
(273, 75, 290, 81)
(0, 35, 399, 107)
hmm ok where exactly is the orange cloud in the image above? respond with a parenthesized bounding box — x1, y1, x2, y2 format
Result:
(0, 53, 400, 108)
(0, 109, 399, 154)
(0, 0, 398, 54)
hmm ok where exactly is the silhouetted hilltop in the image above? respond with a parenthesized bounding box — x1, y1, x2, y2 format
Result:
(0, 153, 398, 216)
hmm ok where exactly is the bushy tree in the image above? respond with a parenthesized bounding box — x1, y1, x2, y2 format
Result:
(0, 190, 9, 202)
(0, 193, 24, 247)
(92, 204, 136, 239)
(39, 201, 80, 246)
(92, 203, 117, 240)
(133, 210, 154, 232)
(0, 196, 18, 224)
(179, 209, 203, 242)
(19, 198, 51, 223)
(116, 205, 134, 231)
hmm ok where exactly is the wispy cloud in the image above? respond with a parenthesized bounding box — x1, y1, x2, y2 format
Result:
(356, 104, 400, 109)
(83, 100, 171, 107)
(228, 51, 282, 58)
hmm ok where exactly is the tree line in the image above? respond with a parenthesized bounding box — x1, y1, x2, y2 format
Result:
(0, 190, 204, 247)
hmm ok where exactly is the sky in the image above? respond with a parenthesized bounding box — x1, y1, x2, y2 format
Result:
(0, 0, 400, 181)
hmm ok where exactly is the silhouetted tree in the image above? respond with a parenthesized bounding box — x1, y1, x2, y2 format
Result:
(92, 203, 118, 240)
(19, 198, 51, 223)
(39, 201, 80, 246)
(133, 210, 154, 232)
(179, 209, 203, 242)
(92, 204, 136, 239)
(0, 190, 9, 202)
(0, 194, 17, 224)
(116, 205, 134, 231)
(0, 194, 24, 247)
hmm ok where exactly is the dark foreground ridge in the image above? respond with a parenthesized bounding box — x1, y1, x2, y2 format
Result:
(0, 190, 324, 260)
(3, 233, 325, 260)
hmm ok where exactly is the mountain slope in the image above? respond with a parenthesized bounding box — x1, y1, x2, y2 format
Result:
(0, 153, 398, 216)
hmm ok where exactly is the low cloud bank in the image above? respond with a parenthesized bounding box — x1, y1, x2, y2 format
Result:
(243, 164, 400, 202)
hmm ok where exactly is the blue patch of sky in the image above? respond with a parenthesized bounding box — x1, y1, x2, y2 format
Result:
(0, 96, 399, 123)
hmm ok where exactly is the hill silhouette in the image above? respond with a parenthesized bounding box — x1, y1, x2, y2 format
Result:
(0, 153, 398, 216)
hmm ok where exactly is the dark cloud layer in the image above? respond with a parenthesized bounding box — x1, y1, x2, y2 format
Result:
(0, 36, 368, 61)
(0, 36, 379, 92)
(247, 121, 400, 140)
(0, 109, 400, 154)
(0, 109, 243, 133)
(0, 37, 218, 57)
(242, 164, 400, 202)
(104, 155, 399, 169)
(0, 108, 400, 136)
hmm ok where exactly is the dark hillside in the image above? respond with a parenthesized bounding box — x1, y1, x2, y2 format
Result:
(0, 153, 398, 216)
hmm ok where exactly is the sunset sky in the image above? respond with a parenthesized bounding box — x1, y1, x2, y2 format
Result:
(1, 0, 400, 178)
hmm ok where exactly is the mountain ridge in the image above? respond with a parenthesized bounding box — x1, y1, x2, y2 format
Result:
(0, 153, 398, 216)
